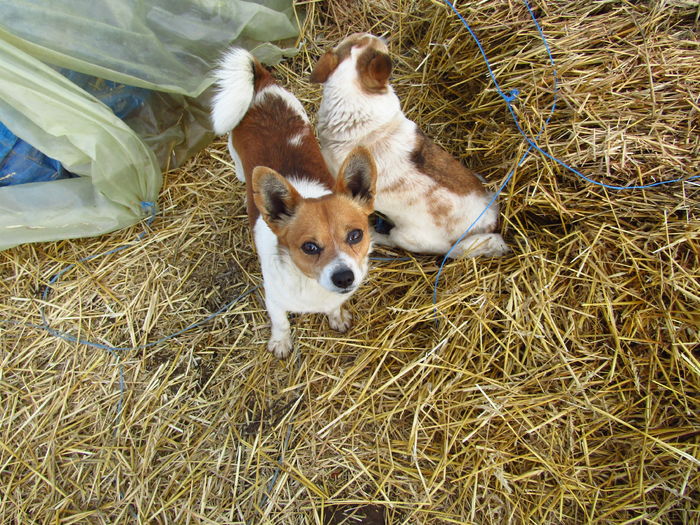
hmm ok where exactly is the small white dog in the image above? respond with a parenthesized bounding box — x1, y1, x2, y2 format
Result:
(311, 33, 508, 258)
(211, 47, 377, 358)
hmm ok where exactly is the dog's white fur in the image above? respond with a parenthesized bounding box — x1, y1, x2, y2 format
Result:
(313, 34, 509, 258)
(211, 48, 256, 136)
(211, 48, 375, 358)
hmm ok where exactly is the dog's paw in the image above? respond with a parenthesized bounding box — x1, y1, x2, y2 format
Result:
(267, 334, 292, 359)
(328, 308, 353, 333)
(482, 234, 510, 257)
(370, 230, 397, 248)
(453, 233, 510, 258)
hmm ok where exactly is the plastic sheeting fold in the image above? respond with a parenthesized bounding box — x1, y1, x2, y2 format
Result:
(0, 0, 298, 250)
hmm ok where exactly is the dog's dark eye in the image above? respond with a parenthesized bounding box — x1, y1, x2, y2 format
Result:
(347, 229, 363, 245)
(301, 242, 321, 255)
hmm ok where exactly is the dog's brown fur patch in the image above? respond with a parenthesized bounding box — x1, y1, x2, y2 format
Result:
(356, 47, 391, 93)
(410, 130, 485, 197)
(233, 96, 333, 223)
(281, 195, 372, 281)
(310, 33, 391, 93)
(251, 147, 376, 280)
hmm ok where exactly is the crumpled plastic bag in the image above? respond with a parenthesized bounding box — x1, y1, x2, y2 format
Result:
(0, 0, 298, 250)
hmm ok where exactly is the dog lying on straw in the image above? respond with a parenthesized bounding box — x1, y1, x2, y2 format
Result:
(311, 33, 508, 258)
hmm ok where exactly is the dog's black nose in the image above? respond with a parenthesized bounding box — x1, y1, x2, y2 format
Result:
(331, 268, 355, 289)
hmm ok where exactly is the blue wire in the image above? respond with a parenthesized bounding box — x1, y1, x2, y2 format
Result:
(433, 0, 698, 315)
(434, 0, 559, 309)
(4, 0, 696, 444)
(5, 1, 696, 512)
(443, 0, 698, 189)
(8, 285, 260, 354)
(1, 200, 258, 451)
(25, 200, 257, 353)
(39, 202, 157, 327)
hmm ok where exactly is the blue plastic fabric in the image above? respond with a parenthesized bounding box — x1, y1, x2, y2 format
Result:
(60, 69, 152, 120)
(0, 0, 298, 251)
(0, 122, 73, 186)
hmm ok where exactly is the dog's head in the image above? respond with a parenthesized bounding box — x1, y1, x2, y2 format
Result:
(252, 147, 377, 295)
(310, 33, 391, 93)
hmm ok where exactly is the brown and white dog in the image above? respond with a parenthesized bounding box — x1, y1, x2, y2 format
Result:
(310, 33, 508, 258)
(211, 48, 377, 358)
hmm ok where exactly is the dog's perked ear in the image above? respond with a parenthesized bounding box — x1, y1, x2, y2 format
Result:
(252, 167, 302, 232)
(309, 51, 339, 84)
(335, 146, 377, 214)
(358, 49, 391, 93)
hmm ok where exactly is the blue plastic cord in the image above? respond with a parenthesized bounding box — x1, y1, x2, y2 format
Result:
(443, 0, 698, 190)
(26, 200, 256, 353)
(434, 0, 558, 309)
(38, 202, 156, 328)
(2, 1, 696, 512)
(2, 202, 258, 435)
(433, 0, 698, 314)
(20, 285, 259, 354)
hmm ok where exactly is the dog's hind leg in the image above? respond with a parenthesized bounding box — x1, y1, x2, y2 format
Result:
(449, 233, 509, 259)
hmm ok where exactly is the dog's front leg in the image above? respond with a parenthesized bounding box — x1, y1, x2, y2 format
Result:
(265, 300, 292, 359)
(327, 305, 352, 333)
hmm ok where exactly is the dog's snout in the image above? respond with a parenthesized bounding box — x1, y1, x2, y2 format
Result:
(331, 268, 355, 289)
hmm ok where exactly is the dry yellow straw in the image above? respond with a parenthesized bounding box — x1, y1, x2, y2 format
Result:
(1, 1, 698, 522)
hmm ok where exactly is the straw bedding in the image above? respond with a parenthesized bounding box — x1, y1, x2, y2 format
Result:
(1, 1, 698, 523)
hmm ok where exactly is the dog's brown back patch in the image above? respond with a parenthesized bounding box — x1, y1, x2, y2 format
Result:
(410, 130, 485, 196)
(232, 95, 333, 223)
(426, 186, 455, 228)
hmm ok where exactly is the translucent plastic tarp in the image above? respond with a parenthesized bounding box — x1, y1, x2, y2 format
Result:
(0, 0, 298, 251)
(0, 0, 298, 96)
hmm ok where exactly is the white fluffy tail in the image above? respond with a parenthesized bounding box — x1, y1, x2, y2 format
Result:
(211, 48, 256, 135)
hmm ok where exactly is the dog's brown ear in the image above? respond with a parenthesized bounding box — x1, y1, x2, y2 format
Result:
(368, 51, 392, 87)
(335, 146, 377, 214)
(358, 49, 392, 93)
(252, 166, 302, 232)
(310, 51, 339, 83)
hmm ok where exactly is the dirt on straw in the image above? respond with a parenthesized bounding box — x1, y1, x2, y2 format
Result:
(1, 1, 699, 523)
